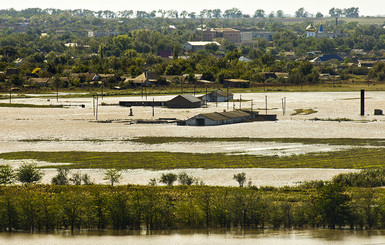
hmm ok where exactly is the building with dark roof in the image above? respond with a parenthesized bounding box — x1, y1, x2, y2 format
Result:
(310, 54, 344, 64)
(199, 89, 234, 102)
(165, 94, 202, 108)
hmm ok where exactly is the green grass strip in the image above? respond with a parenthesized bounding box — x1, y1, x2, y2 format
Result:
(0, 103, 63, 108)
(130, 137, 385, 146)
(0, 148, 384, 169)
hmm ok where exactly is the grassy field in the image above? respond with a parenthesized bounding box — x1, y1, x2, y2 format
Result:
(129, 137, 385, 146)
(0, 103, 64, 108)
(18, 137, 385, 146)
(1, 148, 385, 169)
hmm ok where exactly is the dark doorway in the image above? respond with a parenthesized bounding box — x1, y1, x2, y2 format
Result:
(196, 118, 205, 126)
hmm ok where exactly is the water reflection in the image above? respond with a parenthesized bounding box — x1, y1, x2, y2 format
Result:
(1, 229, 385, 245)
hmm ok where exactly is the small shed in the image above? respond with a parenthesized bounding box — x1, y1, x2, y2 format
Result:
(166, 94, 202, 108)
(186, 110, 255, 126)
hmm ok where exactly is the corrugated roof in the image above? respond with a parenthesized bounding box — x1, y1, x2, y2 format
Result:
(198, 111, 251, 121)
(178, 94, 202, 103)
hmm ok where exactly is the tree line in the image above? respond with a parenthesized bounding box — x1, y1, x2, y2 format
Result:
(0, 7, 360, 19)
(0, 183, 383, 232)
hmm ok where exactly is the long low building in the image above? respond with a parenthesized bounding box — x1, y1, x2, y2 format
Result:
(186, 110, 256, 126)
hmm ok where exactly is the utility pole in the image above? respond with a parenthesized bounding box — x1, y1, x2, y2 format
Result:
(265, 95, 268, 115)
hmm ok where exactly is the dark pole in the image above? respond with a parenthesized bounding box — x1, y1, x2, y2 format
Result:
(205, 87, 208, 106)
(152, 98, 155, 118)
(216, 89, 218, 107)
(239, 94, 241, 109)
(93, 94, 95, 116)
(361, 89, 365, 116)
(145, 86, 147, 100)
(96, 95, 99, 120)
(9, 81, 11, 104)
(227, 87, 229, 110)
(101, 84, 104, 100)
(265, 95, 268, 115)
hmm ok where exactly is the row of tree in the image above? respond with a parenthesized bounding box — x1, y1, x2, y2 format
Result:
(0, 7, 360, 19)
(0, 183, 383, 231)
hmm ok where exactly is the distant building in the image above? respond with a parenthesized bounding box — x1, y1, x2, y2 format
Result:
(223, 79, 250, 88)
(202, 28, 241, 43)
(165, 94, 202, 108)
(305, 24, 348, 39)
(305, 24, 317, 38)
(184, 41, 220, 52)
(310, 54, 344, 64)
(240, 29, 275, 42)
(199, 89, 234, 102)
(186, 110, 255, 126)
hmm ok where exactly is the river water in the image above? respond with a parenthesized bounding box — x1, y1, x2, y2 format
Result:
(1, 229, 385, 245)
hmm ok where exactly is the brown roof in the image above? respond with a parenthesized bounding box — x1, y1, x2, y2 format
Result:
(199, 111, 251, 121)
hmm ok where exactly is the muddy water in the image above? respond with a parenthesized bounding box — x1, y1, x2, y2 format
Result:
(0, 91, 383, 186)
(1, 229, 384, 245)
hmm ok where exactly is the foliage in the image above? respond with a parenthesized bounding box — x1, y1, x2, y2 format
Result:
(315, 183, 351, 228)
(333, 169, 385, 187)
(233, 172, 247, 187)
(103, 169, 122, 186)
(15, 163, 43, 184)
(178, 172, 194, 185)
(0, 165, 15, 185)
(51, 168, 69, 185)
(0, 184, 382, 231)
(160, 173, 178, 186)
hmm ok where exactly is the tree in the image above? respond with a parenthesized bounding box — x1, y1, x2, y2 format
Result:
(16, 163, 43, 184)
(233, 172, 247, 187)
(316, 183, 351, 229)
(276, 10, 284, 18)
(103, 169, 122, 186)
(316, 12, 324, 18)
(51, 168, 69, 185)
(295, 8, 308, 18)
(254, 9, 265, 18)
(160, 173, 177, 186)
(178, 172, 194, 185)
(0, 165, 15, 185)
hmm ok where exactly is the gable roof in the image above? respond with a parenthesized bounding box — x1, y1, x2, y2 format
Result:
(175, 94, 201, 103)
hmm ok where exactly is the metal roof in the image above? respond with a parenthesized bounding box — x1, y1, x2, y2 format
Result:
(198, 111, 251, 121)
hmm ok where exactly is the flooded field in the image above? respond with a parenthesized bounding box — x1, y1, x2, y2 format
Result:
(0, 91, 383, 186)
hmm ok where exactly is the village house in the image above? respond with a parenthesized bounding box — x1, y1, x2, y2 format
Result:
(223, 79, 250, 88)
(183, 41, 220, 52)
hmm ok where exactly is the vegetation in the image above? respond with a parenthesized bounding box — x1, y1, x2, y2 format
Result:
(0, 7, 385, 95)
(1, 148, 384, 170)
(15, 163, 43, 184)
(103, 169, 122, 186)
(128, 136, 385, 146)
(0, 103, 64, 108)
(0, 183, 383, 231)
(291, 108, 318, 115)
(233, 172, 247, 187)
